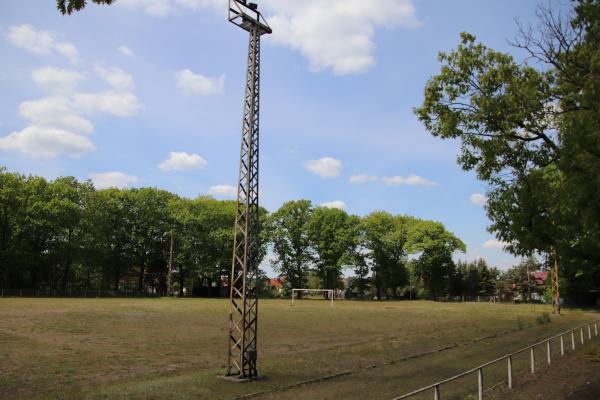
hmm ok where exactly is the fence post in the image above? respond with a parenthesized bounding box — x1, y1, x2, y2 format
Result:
(530, 347, 535, 373)
(507, 356, 513, 389)
(588, 325, 592, 340)
(433, 384, 440, 400)
(547, 340, 551, 365)
(477, 368, 483, 400)
(595, 322, 598, 337)
(572, 331, 576, 350)
(581, 328, 585, 345)
(560, 335, 565, 356)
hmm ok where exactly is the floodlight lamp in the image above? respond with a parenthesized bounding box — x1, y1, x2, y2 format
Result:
(228, 0, 272, 35)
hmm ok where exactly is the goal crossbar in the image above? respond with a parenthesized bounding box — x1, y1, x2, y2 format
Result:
(291, 288, 334, 307)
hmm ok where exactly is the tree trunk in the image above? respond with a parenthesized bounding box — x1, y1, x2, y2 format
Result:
(113, 255, 120, 291)
(60, 259, 71, 291)
(179, 268, 185, 297)
(138, 261, 145, 292)
(166, 230, 174, 297)
(60, 228, 73, 290)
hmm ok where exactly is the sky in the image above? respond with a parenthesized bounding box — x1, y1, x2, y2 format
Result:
(0, 0, 568, 272)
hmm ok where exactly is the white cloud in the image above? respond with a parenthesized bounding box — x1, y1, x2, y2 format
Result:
(304, 157, 343, 178)
(265, 0, 419, 75)
(118, 0, 224, 16)
(482, 239, 508, 250)
(118, 0, 173, 16)
(7, 25, 54, 54)
(20, 97, 94, 134)
(95, 66, 134, 91)
(382, 175, 436, 186)
(73, 91, 141, 117)
(0, 126, 94, 158)
(470, 193, 488, 206)
(112, 1, 419, 75)
(349, 174, 378, 184)
(7, 25, 80, 63)
(176, 69, 224, 95)
(89, 172, 138, 189)
(159, 151, 208, 171)
(174, 0, 225, 10)
(31, 67, 85, 93)
(208, 184, 237, 198)
(118, 46, 136, 58)
(55, 42, 80, 64)
(319, 200, 346, 210)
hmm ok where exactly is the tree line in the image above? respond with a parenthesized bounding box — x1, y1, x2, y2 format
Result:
(0, 167, 580, 303)
(1, 168, 476, 298)
(0, 168, 239, 295)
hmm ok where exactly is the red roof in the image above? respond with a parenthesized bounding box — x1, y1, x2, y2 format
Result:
(269, 278, 284, 287)
(531, 271, 549, 284)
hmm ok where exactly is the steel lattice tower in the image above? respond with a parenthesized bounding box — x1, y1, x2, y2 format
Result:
(226, 0, 271, 380)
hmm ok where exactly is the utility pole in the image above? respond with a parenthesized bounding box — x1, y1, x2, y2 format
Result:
(551, 248, 561, 314)
(226, 0, 271, 380)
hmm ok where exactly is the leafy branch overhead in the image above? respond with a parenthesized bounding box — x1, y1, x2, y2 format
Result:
(57, 0, 116, 15)
(415, 0, 600, 303)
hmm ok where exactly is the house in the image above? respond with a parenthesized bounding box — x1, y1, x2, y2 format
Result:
(268, 278, 285, 293)
(531, 271, 549, 285)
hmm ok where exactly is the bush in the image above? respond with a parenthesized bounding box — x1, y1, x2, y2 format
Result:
(536, 312, 552, 325)
(516, 316, 525, 330)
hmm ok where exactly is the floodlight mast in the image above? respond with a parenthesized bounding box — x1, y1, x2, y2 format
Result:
(226, 0, 271, 380)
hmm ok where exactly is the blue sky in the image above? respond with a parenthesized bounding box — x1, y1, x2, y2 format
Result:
(0, 0, 566, 271)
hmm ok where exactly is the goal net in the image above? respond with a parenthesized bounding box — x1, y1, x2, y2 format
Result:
(291, 288, 334, 307)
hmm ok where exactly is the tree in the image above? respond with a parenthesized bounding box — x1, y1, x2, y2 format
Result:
(266, 200, 314, 290)
(307, 207, 360, 290)
(46, 177, 94, 290)
(415, 1, 600, 304)
(453, 258, 499, 299)
(57, 0, 116, 14)
(361, 212, 411, 299)
(410, 220, 466, 299)
(0, 169, 26, 289)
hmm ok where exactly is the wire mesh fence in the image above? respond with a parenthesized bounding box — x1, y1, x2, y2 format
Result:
(0, 288, 160, 298)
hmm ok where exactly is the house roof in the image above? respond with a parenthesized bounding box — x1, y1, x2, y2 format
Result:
(269, 278, 284, 287)
(531, 271, 549, 284)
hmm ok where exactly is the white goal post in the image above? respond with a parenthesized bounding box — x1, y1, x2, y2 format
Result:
(291, 288, 334, 307)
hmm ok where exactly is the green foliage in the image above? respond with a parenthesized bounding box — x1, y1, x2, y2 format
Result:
(536, 312, 552, 325)
(451, 258, 500, 298)
(265, 200, 314, 289)
(308, 206, 360, 290)
(57, 0, 116, 15)
(415, 1, 600, 305)
(1, 167, 471, 298)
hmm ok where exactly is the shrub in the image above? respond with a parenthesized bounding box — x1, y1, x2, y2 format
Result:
(536, 312, 552, 325)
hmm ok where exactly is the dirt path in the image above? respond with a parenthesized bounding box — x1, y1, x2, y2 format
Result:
(487, 341, 600, 400)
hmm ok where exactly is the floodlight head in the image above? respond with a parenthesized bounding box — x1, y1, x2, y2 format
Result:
(229, 0, 272, 35)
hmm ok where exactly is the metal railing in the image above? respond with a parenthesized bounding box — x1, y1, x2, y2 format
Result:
(392, 320, 600, 400)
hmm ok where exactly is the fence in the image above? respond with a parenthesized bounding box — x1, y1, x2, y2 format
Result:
(392, 320, 600, 400)
(0, 288, 160, 298)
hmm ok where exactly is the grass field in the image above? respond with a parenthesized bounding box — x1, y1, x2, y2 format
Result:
(0, 298, 597, 400)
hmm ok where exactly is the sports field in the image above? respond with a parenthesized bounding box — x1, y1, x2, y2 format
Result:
(0, 298, 596, 400)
